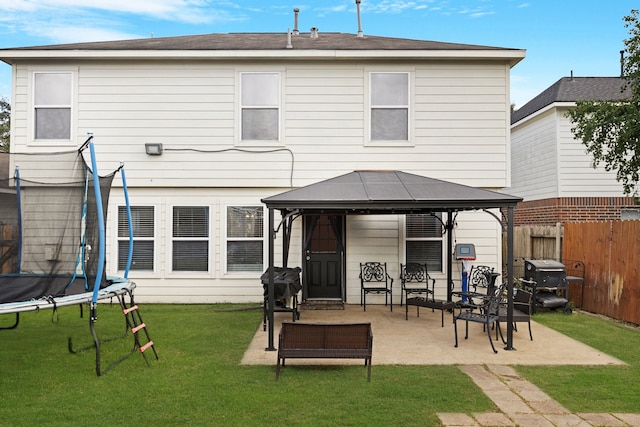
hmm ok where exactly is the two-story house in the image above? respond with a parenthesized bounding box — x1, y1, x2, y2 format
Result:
(510, 76, 635, 227)
(0, 30, 524, 304)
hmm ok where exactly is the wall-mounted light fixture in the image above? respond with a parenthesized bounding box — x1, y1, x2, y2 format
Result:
(145, 143, 163, 156)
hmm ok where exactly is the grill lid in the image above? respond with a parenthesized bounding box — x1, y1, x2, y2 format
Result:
(525, 259, 566, 271)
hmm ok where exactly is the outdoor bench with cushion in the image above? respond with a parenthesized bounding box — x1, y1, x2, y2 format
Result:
(276, 322, 373, 381)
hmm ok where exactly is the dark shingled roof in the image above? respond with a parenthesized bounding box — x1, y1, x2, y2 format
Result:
(5, 32, 514, 52)
(511, 77, 632, 124)
(262, 170, 521, 213)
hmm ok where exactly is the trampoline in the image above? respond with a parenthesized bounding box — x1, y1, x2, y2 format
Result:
(0, 135, 157, 375)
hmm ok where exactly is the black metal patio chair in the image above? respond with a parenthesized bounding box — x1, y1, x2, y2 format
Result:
(497, 287, 534, 341)
(359, 262, 393, 311)
(454, 283, 506, 353)
(399, 263, 435, 307)
(453, 265, 498, 314)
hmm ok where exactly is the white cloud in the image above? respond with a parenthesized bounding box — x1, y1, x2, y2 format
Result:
(363, 0, 434, 14)
(0, 0, 239, 25)
(44, 26, 143, 44)
(0, 0, 255, 46)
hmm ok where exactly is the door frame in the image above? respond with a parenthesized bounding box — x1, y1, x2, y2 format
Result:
(301, 214, 346, 301)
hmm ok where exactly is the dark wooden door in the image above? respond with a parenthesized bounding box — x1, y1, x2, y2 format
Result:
(304, 215, 344, 299)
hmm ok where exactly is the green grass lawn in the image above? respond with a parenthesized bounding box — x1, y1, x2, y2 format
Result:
(0, 304, 638, 426)
(517, 311, 640, 413)
(0, 304, 493, 426)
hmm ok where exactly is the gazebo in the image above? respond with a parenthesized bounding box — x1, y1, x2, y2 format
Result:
(261, 171, 522, 351)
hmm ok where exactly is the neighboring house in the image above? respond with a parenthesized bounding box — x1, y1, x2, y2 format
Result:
(510, 76, 636, 228)
(0, 29, 524, 304)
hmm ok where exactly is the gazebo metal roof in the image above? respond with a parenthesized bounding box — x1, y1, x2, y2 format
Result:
(261, 170, 522, 352)
(262, 170, 522, 212)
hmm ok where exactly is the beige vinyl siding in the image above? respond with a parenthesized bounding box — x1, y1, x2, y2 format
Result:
(556, 107, 626, 197)
(510, 108, 559, 200)
(106, 187, 281, 303)
(346, 215, 401, 306)
(345, 211, 502, 306)
(9, 56, 513, 304)
(13, 59, 511, 190)
(425, 210, 503, 300)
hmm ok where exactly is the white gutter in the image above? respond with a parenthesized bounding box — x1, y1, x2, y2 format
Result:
(0, 48, 526, 66)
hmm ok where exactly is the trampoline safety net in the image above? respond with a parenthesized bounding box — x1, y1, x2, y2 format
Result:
(0, 148, 116, 303)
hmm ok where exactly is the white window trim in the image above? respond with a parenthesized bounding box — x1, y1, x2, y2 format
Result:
(28, 68, 78, 147)
(115, 204, 158, 277)
(399, 214, 446, 275)
(365, 70, 414, 147)
(223, 204, 266, 276)
(237, 71, 284, 147)
(168, 204, 213, 276)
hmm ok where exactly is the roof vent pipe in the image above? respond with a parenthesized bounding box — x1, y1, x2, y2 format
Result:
(310, 27, 318, 39)
(355, 0, 363, 37)
(286, 28, 293, 49)
(293, 8, 300, 35)
(570, 70, 574, 81)
(620, 50, 625, 77)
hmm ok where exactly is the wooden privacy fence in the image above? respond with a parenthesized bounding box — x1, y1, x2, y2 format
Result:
(564, 221, 640, 326)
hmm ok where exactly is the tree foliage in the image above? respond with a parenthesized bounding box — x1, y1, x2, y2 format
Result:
(567, 9, 640, 196)
(0, 97, 9, 153)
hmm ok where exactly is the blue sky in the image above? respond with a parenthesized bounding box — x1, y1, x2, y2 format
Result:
(0, 0, 634, 109)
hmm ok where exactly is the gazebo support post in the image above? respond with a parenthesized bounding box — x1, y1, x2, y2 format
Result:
(504, 206, 516, 350)
(446, 211, 454, 302)
(266, 207, 276, 351)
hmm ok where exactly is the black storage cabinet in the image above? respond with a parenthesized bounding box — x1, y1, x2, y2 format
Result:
(524, 259, 572, 313)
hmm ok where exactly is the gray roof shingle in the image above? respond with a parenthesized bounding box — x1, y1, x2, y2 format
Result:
(4, 32, 515, 52)
(511, 76, 632, 124)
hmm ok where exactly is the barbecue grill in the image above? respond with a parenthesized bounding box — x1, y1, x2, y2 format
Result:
(524, 259, 572, 313)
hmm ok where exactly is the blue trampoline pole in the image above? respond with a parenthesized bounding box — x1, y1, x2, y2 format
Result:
(119, 162, 133, 278)
(88, 137, 106, 306)
(14, 166, 22, 271)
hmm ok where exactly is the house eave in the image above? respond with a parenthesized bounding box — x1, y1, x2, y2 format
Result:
(511, 101, 576, 128)
(0, 48, 526, 65)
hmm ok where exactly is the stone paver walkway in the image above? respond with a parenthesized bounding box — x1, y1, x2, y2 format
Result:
(438, 364, 640, 427)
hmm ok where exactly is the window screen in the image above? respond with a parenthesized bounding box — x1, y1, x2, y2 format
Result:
(172, 206, 209, 272)
(226, 206, 264, 272)
(118, 206, 154, 271)
(241, 73, 279, 141)
(370, 72, 409, 141)
(405, 213, 443, 272)
(34, 73, 72, 140)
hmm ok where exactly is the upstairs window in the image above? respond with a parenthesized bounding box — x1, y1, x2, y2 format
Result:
(370, 72, 409, 141)
(405, 213, 443, 273)
(226, 206, 264, 272)
(34, 72, 72, 140)
(118, 206, 155, 271)
(172, 206, 209, 272)
(241, 73, 279, 141)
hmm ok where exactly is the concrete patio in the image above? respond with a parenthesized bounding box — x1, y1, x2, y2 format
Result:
(242, 304, 639, 426)
(242, 303, 625, 367)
